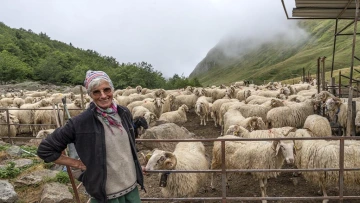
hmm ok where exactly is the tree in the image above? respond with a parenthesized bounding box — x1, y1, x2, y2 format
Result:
(0, 50, 32, 83)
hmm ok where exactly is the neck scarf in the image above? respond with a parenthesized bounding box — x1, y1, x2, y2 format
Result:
(94, 101, 123, 134)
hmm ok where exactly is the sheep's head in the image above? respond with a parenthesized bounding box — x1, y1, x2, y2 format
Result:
(272, 140, 295, 164)
(136, 86, 143, 94)
(270, 99, 284, 108)
(145, 150, 177, 171)
(152, 98, 163, 108)
(180, 104, 189, 112)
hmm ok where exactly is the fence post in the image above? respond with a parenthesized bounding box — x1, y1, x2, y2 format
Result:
(346, 87, 353, 136)
(339, 71, 342, 97)
(317, 57, 321, 94)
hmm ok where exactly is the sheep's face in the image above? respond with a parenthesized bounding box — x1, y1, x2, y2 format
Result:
(273, 140, 295, 164)
(153, 98, 163, 108)
(145, 150, 176, 171)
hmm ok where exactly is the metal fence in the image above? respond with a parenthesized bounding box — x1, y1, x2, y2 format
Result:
(1, 108, 360, 202)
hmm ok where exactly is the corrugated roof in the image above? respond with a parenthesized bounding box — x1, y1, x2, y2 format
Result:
(288, 0, 357, 19)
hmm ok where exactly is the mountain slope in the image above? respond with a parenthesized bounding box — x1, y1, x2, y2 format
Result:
(190, 20, 360, 86)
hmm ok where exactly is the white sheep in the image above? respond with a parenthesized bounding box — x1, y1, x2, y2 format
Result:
(211, 98, 239, 127)
(172, 90, 202, 111)
(161, 94, 176, 113)
(292, 129, 360, 203)
(145, 141, 208, 198)
(194, 96, 210, 126)
(218, 101, 244, 129)
(266, 99, 315, 128)
(34, 106, 64, 133)
(13, 97, 25, 108)
(0, 111, 19, 137)
(235, 89, 252, 102)
(233, 99, 284, 123)
(158, 104, 189, 124)
(141, 97, 164, 118)
(122, 85, 142, 96)
(228, 125, 296, 139)
(36, 129, 55, 138)
(132, 106, 157, 127)
(210, 135, 295, 203)
(140, 123, 193, 151)
(303, 114, 332, 137)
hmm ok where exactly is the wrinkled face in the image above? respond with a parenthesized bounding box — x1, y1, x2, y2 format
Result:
(90, 81, 114, 109)
(145, 150, 167, 171)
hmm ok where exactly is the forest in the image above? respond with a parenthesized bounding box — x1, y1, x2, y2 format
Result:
(0, 22, 201, 89)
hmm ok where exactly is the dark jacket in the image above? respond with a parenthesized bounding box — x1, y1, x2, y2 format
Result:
(37, 103, 145, 203)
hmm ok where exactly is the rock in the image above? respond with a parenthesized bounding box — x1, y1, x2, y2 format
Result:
(6, 146, 21, 158)
(0, 180, 18, 202)
(40, 182, 73, 203)
(10, 159, 33, 168)
(15, 169, 59, 187)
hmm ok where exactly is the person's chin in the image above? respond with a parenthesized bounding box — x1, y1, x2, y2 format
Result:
(97, 101, 112, 108)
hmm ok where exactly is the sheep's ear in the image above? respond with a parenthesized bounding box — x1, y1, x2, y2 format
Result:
(273, 141, 281, 156)
(164, 152, 177, 169)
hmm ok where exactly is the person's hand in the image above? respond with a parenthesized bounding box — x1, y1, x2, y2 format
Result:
(141, 166, 147, 175)
(76, 159, 86, 171)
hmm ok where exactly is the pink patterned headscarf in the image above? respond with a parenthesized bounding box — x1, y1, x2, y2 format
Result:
(84, 70, 114, 90)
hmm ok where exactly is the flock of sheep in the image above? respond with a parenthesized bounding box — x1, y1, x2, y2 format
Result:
(1, 80, 360, 203)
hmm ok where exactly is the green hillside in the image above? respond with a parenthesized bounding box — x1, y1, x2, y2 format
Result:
(0, 22, 200, 90)
(189, 20, 360, 86)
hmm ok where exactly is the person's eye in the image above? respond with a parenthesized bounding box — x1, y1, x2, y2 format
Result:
(104, 88, 112, 93)
(92, 90, 101, 96)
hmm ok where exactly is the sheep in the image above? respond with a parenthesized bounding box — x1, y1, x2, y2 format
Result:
(145, 141, 208, 198)
(0, 112, 19, 137)
(233, 99, 284, 123)
(194, 96, 210, 126)
(65, 99, 84, 118)
(172, 90, 203, 111)
(12, 99, 51, 135)
(34, 106, 64, 133)
(24, 97, 36, 104)
(158, 104, 189, 124)
(235, 89, 251, 102)
(36, 129, 55, 138)
(211, 88, 227, 101)
(140, 123, 193, 151)
(141, 97, 164, 118)
(228, 125, 296, 139)
(222, 108, 245, 135)
(325, 97, 347, 136)
(29, 89, 49, 97)
(113, 89, 124, 97)
(245, 95, 270, 104)
(303, 115, 332, 137)
(292, 129, 360, 203)
(13, 98, 25, 108)
(161, 94, 176, 113)
(266, 99, 315, 129)
(0, 98, 14, 107)
(210, 135, 295, 203)
(253, 90, 281, 98)
(143, 89, 167, 99)
(122, 85, 142, 96)
(211, 98, 239, 127)
(290, 83, 311, 92)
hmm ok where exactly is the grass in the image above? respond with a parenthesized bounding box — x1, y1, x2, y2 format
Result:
(190, 20, 360, 86)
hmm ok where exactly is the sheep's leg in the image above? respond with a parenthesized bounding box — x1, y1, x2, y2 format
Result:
(203, 115, 206, 126)
(210, 172, 216, 190)
(320, 182, 329, 203)
(259, 178, 268, 203)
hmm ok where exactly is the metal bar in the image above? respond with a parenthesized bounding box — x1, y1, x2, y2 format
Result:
(337, 0, 354, 19)
(331, 19, 338, 78)
(317, 57, 321, 94)
(336, 20, 355, 35)
(338, 33, 360, 35)
(339, 70, 342, 97)
(281, 0, 289, 19)
(221, 140, 226, 203)
(354, 56, 360, 61)
(5, 109, 13, 145)
(141, 196, 360, 201)
(340, 74, 360, 82)
(339, 137, 345, 203)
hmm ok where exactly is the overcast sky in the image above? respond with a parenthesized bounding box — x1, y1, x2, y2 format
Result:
(0, 0, 298, 78)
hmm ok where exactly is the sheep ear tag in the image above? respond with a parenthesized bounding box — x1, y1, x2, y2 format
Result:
(159, 173, 169, 187)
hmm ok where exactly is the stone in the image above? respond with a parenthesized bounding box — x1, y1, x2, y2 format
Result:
(40, 182, 73, 203)
(6, 146, 21, 158)
(0, 180, 18, 202)
(15, 169, 59, 187)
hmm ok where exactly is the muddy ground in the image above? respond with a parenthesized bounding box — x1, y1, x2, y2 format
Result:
(137, 109, 360, 203)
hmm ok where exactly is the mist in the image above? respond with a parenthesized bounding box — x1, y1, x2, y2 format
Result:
(0, 0, 303, 77)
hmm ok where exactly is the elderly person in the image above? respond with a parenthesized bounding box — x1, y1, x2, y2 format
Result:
(37, 70, 145, 203)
